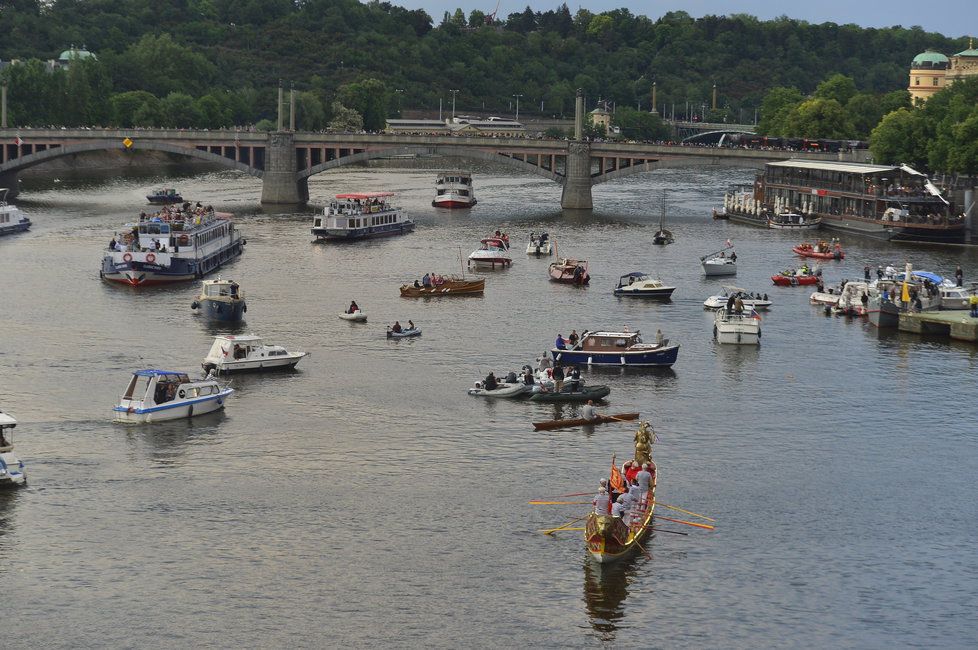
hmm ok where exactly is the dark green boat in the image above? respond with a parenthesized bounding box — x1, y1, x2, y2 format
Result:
(529, 385, 611, 403)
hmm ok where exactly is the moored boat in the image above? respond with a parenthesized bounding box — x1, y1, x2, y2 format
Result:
(201, 334, 307, 373)
(939, 284, 972, 310)
(613, 272, 675, 299)
(549, 258, 590, 284)
(468, 236, 512, 269)
(793, 240, 844, 260)
(703, 286, 771, 310)
(713, 309, 761, 345)
(0, 409, 27, 486)
(533, 412, 639, 431)
(768, 210, 821, 230)
(101, 204, 244, 286)
(432, 171, 477, 208)
(146, 188, 183, 205)
(652, 193, 674, 245)
(468, 382, 529, 398)
(0, 188, 31, 237)
(113, 369, 233, 423)
(400, 276, 485, 297)
(312, 192, 414, 241)
(191, 278, 246, 322)
(552, 330, 679, 367)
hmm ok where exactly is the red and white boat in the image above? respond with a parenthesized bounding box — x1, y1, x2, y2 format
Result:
(549, 258, 590, 285)
(468, 237, 512, 269)
(432, 171, 477, 209)
(793, 240, 845, 260)
(772, 271, 820, 286)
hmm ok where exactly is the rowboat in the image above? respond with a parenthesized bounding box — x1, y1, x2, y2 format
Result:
(585, 421, 657, 563)
(532, 412, 639, 431)
(400, 277, 485, 297)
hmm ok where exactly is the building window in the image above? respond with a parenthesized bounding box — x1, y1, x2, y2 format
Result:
(915, 77, 920, 86)
(933, 77, 939, 85)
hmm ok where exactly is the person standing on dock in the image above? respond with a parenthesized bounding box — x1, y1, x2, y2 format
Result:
(970, 294, 978, 318)
(956, 266, 964, 287)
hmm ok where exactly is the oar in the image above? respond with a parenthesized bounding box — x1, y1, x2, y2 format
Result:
(539, 527, 585, 532)
(654, 515, 715, 530)
(633, 536, 652, 559)
(541, 515, 588, 536)
(529, 500, 590, 505)
(641, 526, 688, 536)
(653, 502, 716, 522)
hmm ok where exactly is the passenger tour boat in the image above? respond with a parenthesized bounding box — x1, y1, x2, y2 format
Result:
(432, 171, 477, 208)
(713, 309, 761, 345)
(793, 240, 844, 260)
(613, 272, 675, 299)
(191, 278, 246, 322)
(146, 188, 183, 205)
(101, 203, 244, 286)
(0, 188, 31, 237)
(468, 236, 512, 269)
(552, 330, 679, 367)
(526, 232, 552, 256)
(201, 334, 308, 373)
(0, 409, 27, 487)
(585, 421, 657, 563)
(703, 287, 771, 310)
(312, 192, 415, 241)
(549, 258, 590, 284)
(722, 160, 963, 243)
(400, 275, 485, 297)
(113, 369, 233, 423)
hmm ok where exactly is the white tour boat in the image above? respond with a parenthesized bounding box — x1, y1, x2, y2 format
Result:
(0, 188, 31, 237)
(201, 334, 308, 373)
(703, 286, 772, 310)
(714, 309, 761, 345)
(0, 409, 27, 486)
(613, 272, 676, 299)
(432, 171, 477, 208)
(113, 370, 233, 423)
(312, 192, 415, 241)
(526, 232, 552, 256)
(468, 236, 512, 269)
(101, 204, 244, 286)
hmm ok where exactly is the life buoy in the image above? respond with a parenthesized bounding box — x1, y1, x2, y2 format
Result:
(178, 389, 186, 398)
(178, 234, 190, 245)
(122, 253, 133, 262)
(146, 253, 156, 263)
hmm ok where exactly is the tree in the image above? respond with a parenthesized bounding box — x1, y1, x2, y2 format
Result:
(757, 86, 803, 135)
(814, 74, 857, 106)
(612, 107, 671, 141)
(295, 91, 326, 130)
(870, 108, 925, 167)
(328, 101, 363, 131)
(946, 109, 978, 174)
(110, 91, 160, 127)
(781, 98, 853, 139)
(337, 78, 387, 131)
(160, 92, 203, 128)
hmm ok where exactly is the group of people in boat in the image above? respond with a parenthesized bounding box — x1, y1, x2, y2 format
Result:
(781, 264, 820, 277)
(390, 320, 415, 333)
(413, 272, 447, 288)
(140, 202, 214, 224)
(554, 330, 582, 351)
(592, 458, 657, 525)
(798, 238, 841, 254)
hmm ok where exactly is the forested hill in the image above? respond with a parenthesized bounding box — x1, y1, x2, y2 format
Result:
(0, 1, 969, 125)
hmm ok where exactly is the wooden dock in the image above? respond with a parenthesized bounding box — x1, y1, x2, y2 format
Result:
(898, 310, 978, 341)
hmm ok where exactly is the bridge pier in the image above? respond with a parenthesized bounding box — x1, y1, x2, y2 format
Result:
(261, 131, 305, 205)
(560, 142, 593, 210)
(0, 171, 19, 198)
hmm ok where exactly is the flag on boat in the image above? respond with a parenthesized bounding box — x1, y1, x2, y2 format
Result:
(725, 239, 732, 247)
(610, 457, 626, 493)
(901, 280, 911, 303)
(13, 136, 22, 146)
(750, 308, 762, 320)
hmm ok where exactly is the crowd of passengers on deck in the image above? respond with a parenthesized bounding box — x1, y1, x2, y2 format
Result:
(592, 459, 657, 526)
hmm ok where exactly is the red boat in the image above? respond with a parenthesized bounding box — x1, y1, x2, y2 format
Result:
(772, 272, 819, 286)
(549, 258, 590, 284)
(793, 240, 844, 260)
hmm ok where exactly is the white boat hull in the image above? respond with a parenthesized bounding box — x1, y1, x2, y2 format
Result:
(209, 354, 307, 372)
(468, 383, 529, 398)
(526, 242, 552, 255)
(113, 391, 232, 423)
(0, 451, 26, 486)
(338, 311, 367, 322)
(714, 312, 761, 345)
(702, 262, 737, 276)
(703, 297, 771, 310)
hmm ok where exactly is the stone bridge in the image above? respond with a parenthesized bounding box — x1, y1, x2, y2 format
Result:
(0, 125, 868, 209)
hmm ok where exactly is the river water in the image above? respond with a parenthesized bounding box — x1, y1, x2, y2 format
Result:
(1, 162, 977, 647)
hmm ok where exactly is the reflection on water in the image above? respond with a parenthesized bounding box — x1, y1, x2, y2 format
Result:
(583, 555, 642, 641)
(121, 410, 228, 464)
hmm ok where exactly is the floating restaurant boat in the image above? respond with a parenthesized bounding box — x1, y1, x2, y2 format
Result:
(549, 258, 590, 284)
(0, 409, 27, 487)
(400, 276, 485, 297)
(701, 245, 737, 276)
(585, 422, 657, 563)
(532, 412, 639, 431)
(772, 271, 820, 286)
(723, 160, 963, 243)
(703, 287, 771, 310)
(146, 188, 183, 205)
(0, 188, 31, 237)
(432, 171, 477, 208)
(191, 278, 246, 322)
(201, 334, 307, 373)
(468, 236, 512, 269)
(613, 272, 675, 299)
(113, 369, 233, 423)
(793, 240, 844, 260)
(767, 210, 821, 230)
(552, 330, 679, 367)
(312, 192, 415, 241)
(530, 384, 612, 403)
(713, 309, 761, 345)
(526, 232, 552, 256)
(101, 204, 244, 286)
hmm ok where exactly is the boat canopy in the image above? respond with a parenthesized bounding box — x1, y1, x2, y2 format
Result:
(722, 285, 748, 293)
(620, 272, 648, 279)
(0, 411, 17, 428)
(133, 369, 188, 377)
(894, 270, 944, 284)
(334, 192, 395, 200)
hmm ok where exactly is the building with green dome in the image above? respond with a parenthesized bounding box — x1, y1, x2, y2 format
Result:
(54, 46, 96, 70)
(910, 38, 978, 104)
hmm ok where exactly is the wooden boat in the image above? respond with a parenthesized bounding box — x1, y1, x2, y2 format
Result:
(532, 412, 639, 431)
(530, 385, 611, 403)
(585, 421, 657, 563)
(793, 240, 844, 260)
(399, 277, 485, 297)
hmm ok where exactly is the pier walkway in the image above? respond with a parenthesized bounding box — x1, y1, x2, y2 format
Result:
(898, 310, 978, 341)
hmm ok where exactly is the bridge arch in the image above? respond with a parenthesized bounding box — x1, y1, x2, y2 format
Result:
(680, 130, 755, 146)
(298, 144, 563, 183)
(0, 140, 263, 178)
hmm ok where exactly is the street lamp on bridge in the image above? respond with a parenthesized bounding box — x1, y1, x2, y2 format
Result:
(449, 89, 459, 121)
(513, 93, 524, 121)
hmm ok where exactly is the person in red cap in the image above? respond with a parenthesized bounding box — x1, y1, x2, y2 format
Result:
(624, 460, 640, 484)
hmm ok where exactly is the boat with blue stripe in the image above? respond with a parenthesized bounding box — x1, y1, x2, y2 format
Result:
(312, 192, 415, 241)
(551, 330, 679, 367)
(113, 369, 233, 423)
(0, 188, 31, 237)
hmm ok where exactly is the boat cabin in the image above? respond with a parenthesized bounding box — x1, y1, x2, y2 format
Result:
(0, 410, 17, 451)
(119, 369, 221, 409)
(616, 272, 650, 288)
(202, 279, 241, 299)
(579, 331, 644, 351)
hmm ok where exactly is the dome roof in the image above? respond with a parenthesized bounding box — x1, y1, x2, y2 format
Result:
(58, 47, 96, 62)
(912, 51, 949, 65)
(954, 48, 978, 57)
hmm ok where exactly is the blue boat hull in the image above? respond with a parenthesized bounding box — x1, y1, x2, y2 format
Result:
(0, 221, 31, 237)
(101, 240, 244, 286)
(552, 345, 679, 367)
(200, 298, 246, 322)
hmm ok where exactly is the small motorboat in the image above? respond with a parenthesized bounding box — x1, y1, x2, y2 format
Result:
(532, 412, 639, 431)
(793, 240, 844, 260)
(714, 309, 761, 345)
(113, 369, 233, 423)
(701, 244, 737, 276)
(768, 210, 821, 230)
(146, 188, 183, 205)
(468, 236, 512, 269)
(549, 258, 590, 285)
(772, 270, 820, 286)
(467, 382, 530, 398)
(191, 278, 246, 322)
(703, 286, 771, 310)
(201, 334, 307, 373)
(0, 409, 27, 486)
(553, 330, 679, 367)
(400, 276, 485, 297)
(939, 284, 972, 310)
(0, 188, 32, 237)
(613, 272, 675, 299)
(529, 385, 611, 403)
(387, 326, 421, 339)
(832, 281, 871, 316)
(338, 310, 367, 322)
(526, 232, 552, 256)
